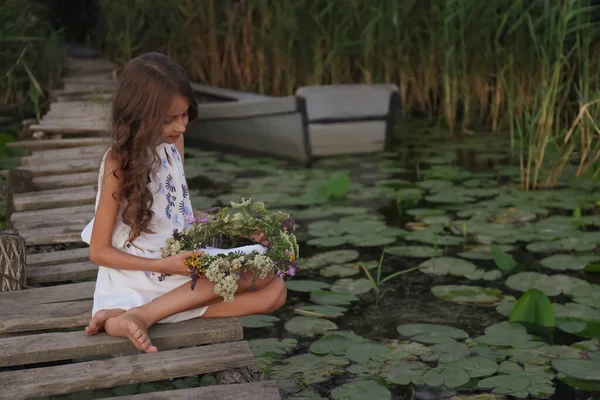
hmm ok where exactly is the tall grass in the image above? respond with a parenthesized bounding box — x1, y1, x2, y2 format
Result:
(0, 0, 64, 120)
(97, 0, 600, 188)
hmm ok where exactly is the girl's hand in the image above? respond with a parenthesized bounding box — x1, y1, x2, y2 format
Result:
(157, 250, 197, 276)
(250, 230, 270, 246)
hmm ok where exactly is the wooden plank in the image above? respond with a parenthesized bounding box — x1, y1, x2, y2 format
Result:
(22, 144, 106, 164)
(66, 57, 118, 73)
(98, 381, 281, 400)
(18, 157, 101, 177)
(27, 260, 97, 284)
(6, 137, 108, 150)
(0, 281, 94, 308)
(33, 171, 98, 190)
(27, 247, 89, 267)
(0, 341, 254, 399)
(0, 300, 92, 333)
(27, 124, 109, 134)
(0, 318, 243, 367)
(18, 223, 87, 246)
(11, 204, 94, 227)
(13, 185, 95, 211)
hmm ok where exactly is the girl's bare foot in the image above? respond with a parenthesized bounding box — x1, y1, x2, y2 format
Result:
(85, 308, 126, 335)
(104, 310, 158, 353)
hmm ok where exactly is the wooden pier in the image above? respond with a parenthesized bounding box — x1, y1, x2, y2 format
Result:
(0, 57, 280, 399)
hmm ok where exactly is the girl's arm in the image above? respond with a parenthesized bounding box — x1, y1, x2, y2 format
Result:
(89, 154, 192, 275)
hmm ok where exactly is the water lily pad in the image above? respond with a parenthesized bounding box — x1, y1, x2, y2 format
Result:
(239, 315, 280, 328)
(477, 374, 532, 395)
(331, 380, 392, 400)
(422, 341, 470, 363)
(249, 338, 298, 357)
(552, 359, 600, 381)
(307, 236, 348, 247)
(539, 254, 590, 271)
(505, 272, 590, 297)
(310, 290, 359, 306)
(568, 285, 600, 309)
(331, 278, 372, 295)
(474, 322, 539, 348)
(527, 238, 596, 253)
(345, 342, 391, 363)
(397, 324, 469, 344)
(350, 235, 397, 247)
(405, 231, 465, 246)
(418, 179, 455, 191)
(422, 365, 471, 388)
(407, 208, 447, 217)
(385, 245, 443, 258)
(287, 280, 331, 292)
(459, 245, 514, 261)
(294, 305, 347, 318)
(309, 334, 355, 356)
(320, 264, 360, 278)
(284, 316, 337, 337)
(447, 356, 499, 378)
(483, 270, 502, 281)
(432, 285, 507, 306)
(507, 344, 586, 366)
(450, 395, 507, 400)
(346, 360, 385, 377)
(288, 389, 328, 399)
(269, 353, 349, 384)
(385, 341, 434, 358)
(302, 250, 360, 270)
(419, 257, 478, 277)
(380, 359, 430, 385)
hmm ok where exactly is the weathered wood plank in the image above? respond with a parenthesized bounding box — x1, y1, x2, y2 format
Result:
(27, 260, 97, 284)
(13, 185, 95, 211)
(26, 247, 89, 267)
(98, 381, 281, 400)
(0, 300, 92, 333)
(0, 281, 94, 309)
(22, 144, 107, 164)
(27, 124, 109, 134)
(33, 171, 99, 190)
(18, 223, 87, 246)
(11, 204, 94, 227)
(14, 211, 91, 231)
(66, 57, 118, 73)
(0, 318, 243, 367)
(18, 157, 101, 177)
(0, 341, 254, 399)
(6, 137, 108, 150)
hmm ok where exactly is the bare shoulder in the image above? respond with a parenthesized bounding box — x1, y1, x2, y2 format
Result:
(103, 150, 124, 181)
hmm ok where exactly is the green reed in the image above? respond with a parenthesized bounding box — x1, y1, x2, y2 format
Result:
(96, 0, 600, 188)
(0, 0, 64, 118)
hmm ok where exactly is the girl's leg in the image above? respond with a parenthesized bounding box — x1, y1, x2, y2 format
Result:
(100, 273, 284, 352)
(202, 277, 287, 318)
(85, 308, 126, 334)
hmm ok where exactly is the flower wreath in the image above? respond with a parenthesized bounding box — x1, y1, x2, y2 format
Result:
(160, 198, 299, 302)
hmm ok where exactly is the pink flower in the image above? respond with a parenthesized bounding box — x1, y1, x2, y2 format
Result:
(287, 266, 297, 276)
(276, 271, 286, 279)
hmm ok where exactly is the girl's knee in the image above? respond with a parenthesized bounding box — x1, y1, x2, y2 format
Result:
(252, 270, 275, 291)
(267, 278, 287, 312)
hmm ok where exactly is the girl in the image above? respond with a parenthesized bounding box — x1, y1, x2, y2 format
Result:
(82, 52, 287, 353)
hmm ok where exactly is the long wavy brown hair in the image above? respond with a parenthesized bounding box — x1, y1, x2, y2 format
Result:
(109, 52, 198, 243)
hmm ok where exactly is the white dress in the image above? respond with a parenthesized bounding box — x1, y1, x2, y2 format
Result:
(81, 143, 265, 323)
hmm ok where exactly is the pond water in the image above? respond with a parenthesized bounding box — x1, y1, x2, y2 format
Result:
(42, 120, 600, 399)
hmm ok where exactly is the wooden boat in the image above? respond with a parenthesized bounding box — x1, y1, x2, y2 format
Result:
(188, 83, 400, 164)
